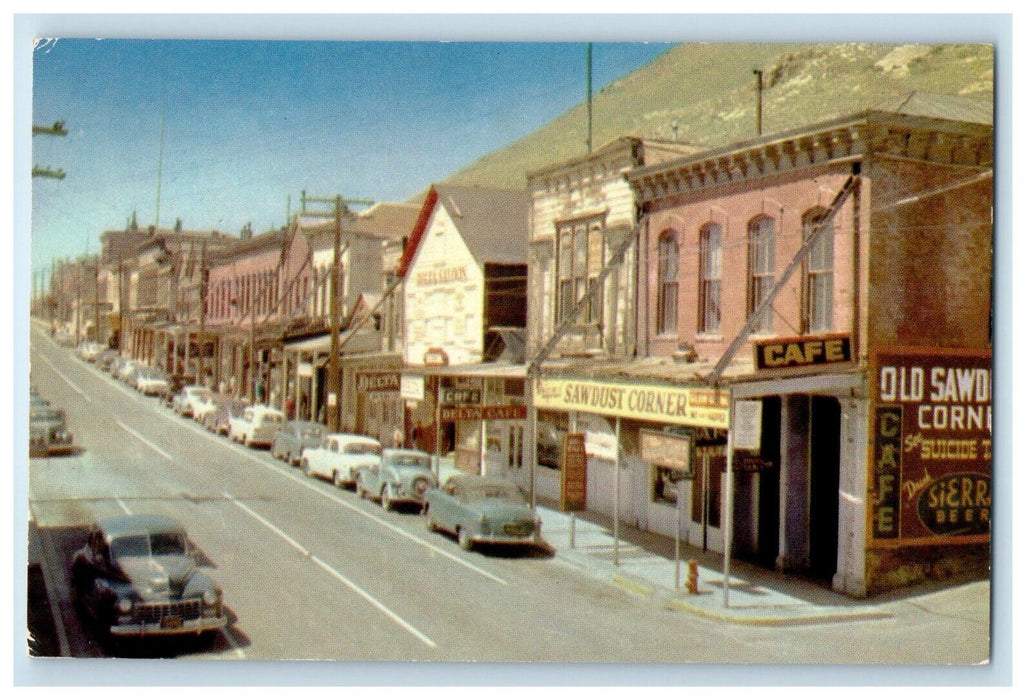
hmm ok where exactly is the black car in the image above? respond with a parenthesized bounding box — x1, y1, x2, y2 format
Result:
(29, 405, 74, 457)
(70, 514, 227, 638)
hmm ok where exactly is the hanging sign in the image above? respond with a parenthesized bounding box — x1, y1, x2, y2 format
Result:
(640, 429, 694, 475)
(733, 400, 763, 451)
(400, 374, 425, 401)
(535, 377, 728, 429)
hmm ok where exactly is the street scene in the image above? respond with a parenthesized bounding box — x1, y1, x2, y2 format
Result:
(24, 34, 995, 673)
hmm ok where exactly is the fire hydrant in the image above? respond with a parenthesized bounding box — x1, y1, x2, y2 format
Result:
(685, 559, 700, 595)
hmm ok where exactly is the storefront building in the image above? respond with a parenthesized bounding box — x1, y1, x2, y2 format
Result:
(397, 184, 530, 478)
(626, 96, 992, 595)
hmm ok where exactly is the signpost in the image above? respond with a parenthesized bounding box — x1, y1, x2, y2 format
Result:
(560, 433, 587, 512)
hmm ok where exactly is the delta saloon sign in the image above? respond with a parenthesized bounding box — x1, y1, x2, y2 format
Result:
(869, 347, 992, 547)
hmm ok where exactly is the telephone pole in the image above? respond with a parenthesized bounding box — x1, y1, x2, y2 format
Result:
(299, 192, 374, 431)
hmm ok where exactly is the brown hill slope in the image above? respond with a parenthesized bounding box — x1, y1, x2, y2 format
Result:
(444, 43, 993, 190)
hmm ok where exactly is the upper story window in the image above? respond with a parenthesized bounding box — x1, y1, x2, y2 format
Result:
(699, 223, 722, 334)
(803, 207, 833, 333)
(657, 230, 679, 336)
(555, 218, 605, 329)
(748, 215, 776, 333)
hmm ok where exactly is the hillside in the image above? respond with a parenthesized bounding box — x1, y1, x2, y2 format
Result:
(443, 43, 994, 190)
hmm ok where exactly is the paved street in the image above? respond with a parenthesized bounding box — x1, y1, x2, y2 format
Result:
(27, 323, 992, 666)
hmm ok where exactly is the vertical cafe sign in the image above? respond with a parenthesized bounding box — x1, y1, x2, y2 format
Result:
(869, 348, 992, 546)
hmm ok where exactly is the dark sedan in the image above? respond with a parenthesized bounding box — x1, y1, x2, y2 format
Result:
(29, 405, 74, 457)
(271, 421, 326, 466)
(70, 514, 227, 638)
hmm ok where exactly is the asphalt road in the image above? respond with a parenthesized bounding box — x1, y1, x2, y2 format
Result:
(26, 325, 995, 671)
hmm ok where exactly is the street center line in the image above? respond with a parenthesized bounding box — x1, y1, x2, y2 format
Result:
(225, 492, 437, 648)
(115, 419, 175, 462)
(36, 354, 92, 403)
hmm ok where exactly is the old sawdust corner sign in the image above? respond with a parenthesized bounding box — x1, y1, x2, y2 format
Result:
(869, 348, 992, 547)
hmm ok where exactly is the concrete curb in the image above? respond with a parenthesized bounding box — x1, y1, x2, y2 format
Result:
(666, 597, 893, 627)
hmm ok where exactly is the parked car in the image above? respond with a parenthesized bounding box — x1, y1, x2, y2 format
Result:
(109, 355, 129, 378)
(95, 349, 119, 371)
(192, 394, 221, 425)
(357, 448, 436, 510)
(135, 368, 170, 396)
(76, 341, 105, 362)
(171, 385, 211, 418)
(228, 405, 287, 448)
(271, 421, 326, 466)
(54, 330, 76, 347)
(204, 398, 247, 436)
(70, 514, 227, 638)
(119, 360, 144, 385)
(424, 473, 542, 551)
(300, 433, 382, 489)
(29, 405, 74, 457)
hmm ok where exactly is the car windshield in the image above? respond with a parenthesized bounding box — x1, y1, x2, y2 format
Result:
(390, 454, 431, 469)
(461, 483, 525, 504)
(111, 532, 187, 559)
(302, 427, 324, 438)
(345, 442, 381, 456)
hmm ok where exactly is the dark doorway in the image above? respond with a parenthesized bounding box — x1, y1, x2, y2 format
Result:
(809, 396, 841, 581)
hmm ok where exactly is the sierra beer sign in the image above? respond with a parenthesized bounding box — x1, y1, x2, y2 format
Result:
(870, 348, 991, 546)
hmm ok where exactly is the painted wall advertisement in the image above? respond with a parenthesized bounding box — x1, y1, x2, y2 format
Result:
(869, 347, 991, 547)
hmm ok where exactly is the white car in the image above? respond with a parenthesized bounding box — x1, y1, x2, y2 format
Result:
(301, 433, 382, 489)
(135, 369, 170, 396)
(172, 385, 212, 418)
(228, 405, 287, 448)
(192, 394, 221, 424)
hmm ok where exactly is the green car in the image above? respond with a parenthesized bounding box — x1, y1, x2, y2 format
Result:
(424, 473, 542, 552)
(29, 405, 74, 457)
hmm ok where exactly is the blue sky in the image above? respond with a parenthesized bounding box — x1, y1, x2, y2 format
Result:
(29, 38, 672, 276)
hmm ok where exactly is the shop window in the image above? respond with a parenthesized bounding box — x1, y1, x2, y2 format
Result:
(657, 230, 679, 335)
(803, 207, 833, 333)
(748, 215, 776, 332)
(699, 223, 722, 333)
(652, 465, 687, 506)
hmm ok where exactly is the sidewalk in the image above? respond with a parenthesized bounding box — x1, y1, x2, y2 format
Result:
(534, 498, 894, 626)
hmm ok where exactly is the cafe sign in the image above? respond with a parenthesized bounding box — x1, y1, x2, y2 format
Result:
(535, 377, 728, 429)
(755, 333, 853, 371)
(869, 347, 991, 547)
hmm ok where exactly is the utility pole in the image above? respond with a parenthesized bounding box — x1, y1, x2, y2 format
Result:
(198, 241, 208, 384)
(94, 255, 100, 343)
(586, 43, 593, 154)
(299, 192, 374, 430)
(753, 69, 764, 136)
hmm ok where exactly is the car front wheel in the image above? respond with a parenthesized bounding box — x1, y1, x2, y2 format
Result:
(458, 527, 473, 551)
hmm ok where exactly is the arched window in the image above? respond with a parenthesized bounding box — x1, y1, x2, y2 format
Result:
(657, 230, 679, 335)
(748, 215, 776, 332)
(803, 208, 833, 332)
(699, 223, 722, 333)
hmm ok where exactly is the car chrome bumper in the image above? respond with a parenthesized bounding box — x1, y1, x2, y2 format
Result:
(471, 532, 540, 546)
(109, 614, 228, 637)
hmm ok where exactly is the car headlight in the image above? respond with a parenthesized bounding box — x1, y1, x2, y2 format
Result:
(203, 589, 219, 605)
(116, 598, 133, 614)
